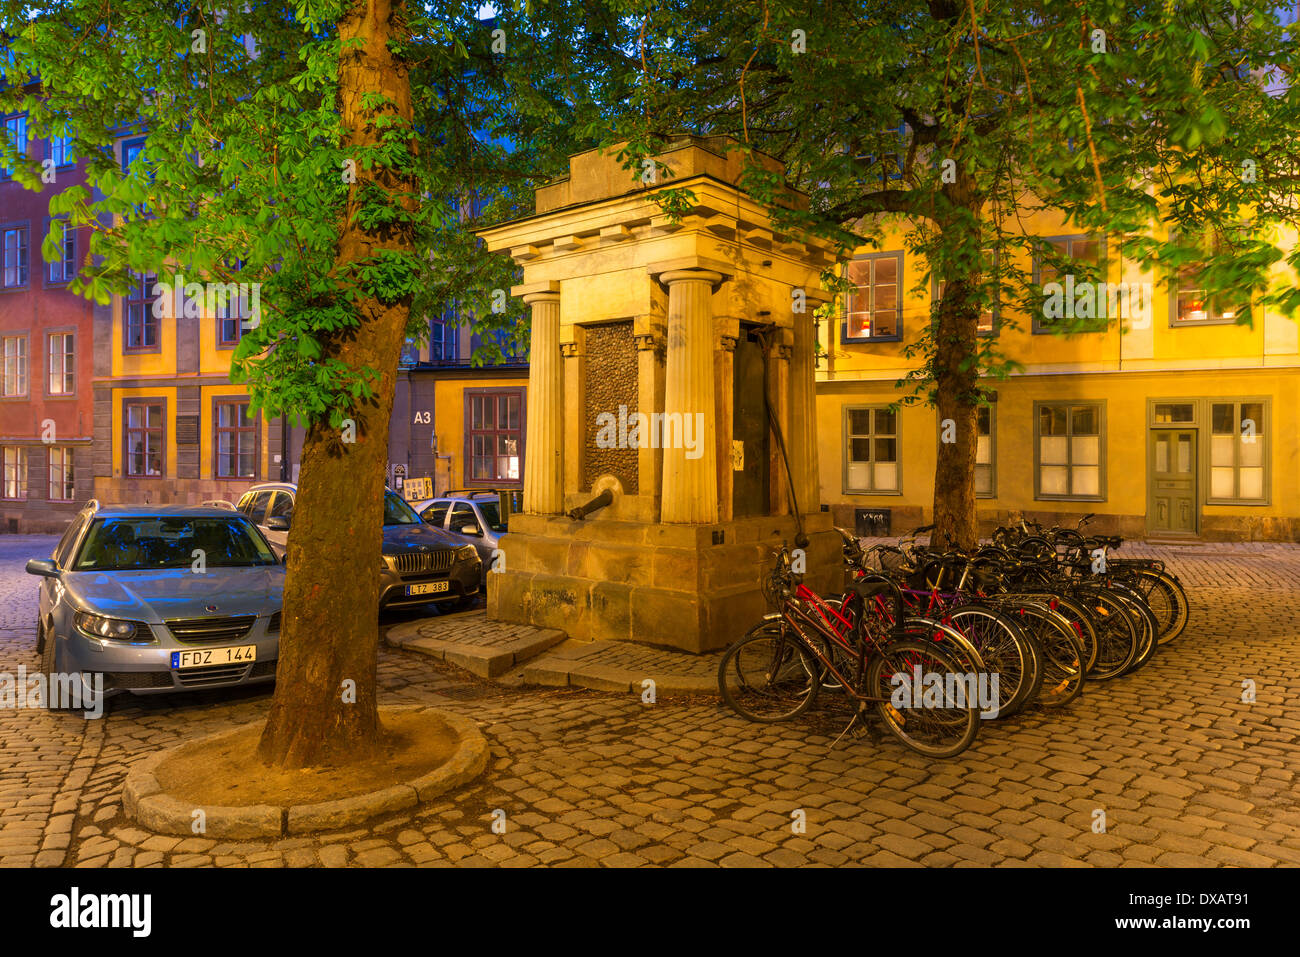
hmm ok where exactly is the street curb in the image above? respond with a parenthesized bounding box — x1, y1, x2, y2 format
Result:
(122, 705, 489, 838)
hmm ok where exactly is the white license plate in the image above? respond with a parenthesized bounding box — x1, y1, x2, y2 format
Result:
(171, 645, 257, 670)
(406, 581, 449, 596)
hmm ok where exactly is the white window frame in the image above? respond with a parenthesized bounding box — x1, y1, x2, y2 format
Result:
(844, 405, 901, 494)
(2, 446, 26, 500)
(2, 335, 28, 397)
(1034, 400, 1106, 501)
(47, 332, 74, 395)
(48, 446, 74, 501)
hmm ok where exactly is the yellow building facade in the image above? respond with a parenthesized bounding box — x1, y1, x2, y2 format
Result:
(816, 213, 1300, 541)
(90, 130, 286, 505)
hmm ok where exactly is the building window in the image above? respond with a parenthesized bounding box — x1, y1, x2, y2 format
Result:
(2, 447, 26, 499)
(48, 447, 74, 501)
(1154, 402, 1194, 423)
(46, 219, 75, 282)
(1033, 235, 1106, 332)
(429, 319, 457, 361)
(2, 224, 28, 288)
(48, 134, 73, 168)
(124, 271, 159, 351)
(975, 404, 995, 497)
(933, 250, 998, 334)
(845, 406, 899, 493)
(1036, 402, 1105, 500)
(2, 335, 27, 396)
(124, 400, 165, 477)
(121, 137, 150, 216)
(1209, 400, 1267, 503)
(47, 332, 74, 395)
(121, 136, 146, 174)
(216, 290, 250, 346)
(1171, 236, 1248, 325)
(844, 253, 902, 340)
(1, 113, 25, 177)
(466, 390, 522, 483)
(214, 399, 257, 478)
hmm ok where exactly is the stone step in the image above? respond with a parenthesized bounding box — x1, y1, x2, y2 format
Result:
(384, 611, 567, 679)
(521, 640, 720, 697)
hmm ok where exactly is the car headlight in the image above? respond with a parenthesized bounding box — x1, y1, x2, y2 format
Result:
(457, 544, 478, 561)
(74, 612, 149, 642)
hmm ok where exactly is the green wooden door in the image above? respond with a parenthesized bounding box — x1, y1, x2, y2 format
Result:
(1150, 429, 1198, 535)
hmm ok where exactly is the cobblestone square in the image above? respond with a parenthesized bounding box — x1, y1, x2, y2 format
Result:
(1, 534, 1297, 868)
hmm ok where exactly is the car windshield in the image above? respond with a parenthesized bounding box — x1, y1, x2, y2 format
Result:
(74, 517, 279, 571)
(383, 492, 422, 526)
(477, 501, 508, 533)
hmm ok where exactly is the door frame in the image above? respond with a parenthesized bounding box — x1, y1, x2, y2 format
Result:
(1145, 398, 1201, 538)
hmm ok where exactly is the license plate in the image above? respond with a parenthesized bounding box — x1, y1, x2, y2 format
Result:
(171, 645, 257, 670)
(406, 581, 449, 596)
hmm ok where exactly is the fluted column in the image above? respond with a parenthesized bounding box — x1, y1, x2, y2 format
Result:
(523, 290, 563, 514)
(659, 270, 721, 523)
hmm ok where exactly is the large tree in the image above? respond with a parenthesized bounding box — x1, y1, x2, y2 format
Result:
(0, 0, 632, 766)
(602, 0, 1300, 547)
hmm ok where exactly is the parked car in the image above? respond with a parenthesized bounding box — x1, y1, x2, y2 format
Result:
(236, 482, 482, 611)
(410, 490, 509, 584)
(25, 501, 285, 707)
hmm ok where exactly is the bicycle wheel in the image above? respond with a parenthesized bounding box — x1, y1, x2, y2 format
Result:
(1108, 581, 1159, 674)
(866, 636, 982, 758)
(717, 624, 821, 722)
(1023, 603, 1087, 707)
(1075, 586, 1138, 680)
(1130, 569, 1190, 646)
(944, 604, 1038, 720)
(1011, 590, 1098, 674)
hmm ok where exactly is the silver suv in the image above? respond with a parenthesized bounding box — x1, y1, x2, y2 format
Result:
(237, 482, 482, 611)
(410, 490, 510, 584)
(26, 502, 285, 706)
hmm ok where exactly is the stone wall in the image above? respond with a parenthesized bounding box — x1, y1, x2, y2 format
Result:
(582, 321, 639, 494)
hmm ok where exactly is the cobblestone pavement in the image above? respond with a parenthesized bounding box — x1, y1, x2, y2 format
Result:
(1, 533, 1298, 868)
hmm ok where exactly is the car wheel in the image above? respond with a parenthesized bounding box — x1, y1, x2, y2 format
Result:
(35, 618, 45, 654)
(40, 627, 65, 712)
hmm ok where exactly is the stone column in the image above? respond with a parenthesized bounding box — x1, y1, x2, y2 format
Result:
(659, 270, 721, 523)
(767, 340, 791, 516)
(789, 309, 820, 514)
(523, 290, 563, 514)
(715, 334, 737, 523)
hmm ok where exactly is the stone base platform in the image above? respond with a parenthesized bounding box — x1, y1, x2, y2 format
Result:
(486, 510, 842, 654)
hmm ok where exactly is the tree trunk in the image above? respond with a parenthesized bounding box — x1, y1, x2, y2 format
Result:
(931, 174, 983, 552)
(258, 0, 416, 769)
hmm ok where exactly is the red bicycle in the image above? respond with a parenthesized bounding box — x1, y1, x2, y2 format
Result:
(717, 545, 987, 758)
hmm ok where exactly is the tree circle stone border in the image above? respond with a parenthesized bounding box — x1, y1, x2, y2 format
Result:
(122, 705, 488, 838)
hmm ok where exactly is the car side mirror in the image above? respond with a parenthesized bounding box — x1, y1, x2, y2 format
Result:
(460, 524, 482, 536)
(265, 515, 291, 531)
(26, 559, 60, 578)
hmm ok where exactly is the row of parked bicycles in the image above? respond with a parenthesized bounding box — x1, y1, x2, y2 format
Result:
(716, 514, 1191, 759)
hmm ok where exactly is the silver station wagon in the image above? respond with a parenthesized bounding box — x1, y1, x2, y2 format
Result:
(26, 502, 284, 706)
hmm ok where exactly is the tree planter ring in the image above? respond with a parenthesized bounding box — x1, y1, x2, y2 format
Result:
(122, 705, 489, 838)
